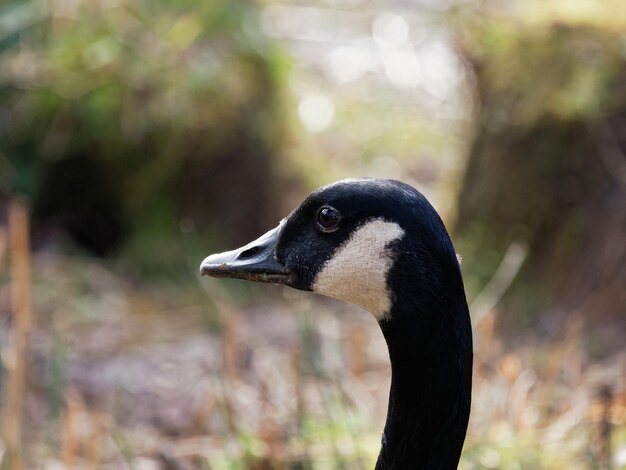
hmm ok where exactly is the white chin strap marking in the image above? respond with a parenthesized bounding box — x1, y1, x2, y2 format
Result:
(312, 219, 405, 320)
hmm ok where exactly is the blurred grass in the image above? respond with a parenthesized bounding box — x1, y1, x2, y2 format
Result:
(5, 249, 624, 468)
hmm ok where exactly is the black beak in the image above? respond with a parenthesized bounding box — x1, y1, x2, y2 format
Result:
(199, 224, 291, 285)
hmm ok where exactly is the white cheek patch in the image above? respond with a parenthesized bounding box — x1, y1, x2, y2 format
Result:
(312, 219, 404, 320)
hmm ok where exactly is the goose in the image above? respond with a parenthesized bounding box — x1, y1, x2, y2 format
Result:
(200, 178, 472, 469)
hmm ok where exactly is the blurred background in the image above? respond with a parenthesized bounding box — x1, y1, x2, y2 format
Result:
(1, 0, 625, 468)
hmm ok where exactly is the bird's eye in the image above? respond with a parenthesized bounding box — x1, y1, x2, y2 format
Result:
(316, 206, 341, 233)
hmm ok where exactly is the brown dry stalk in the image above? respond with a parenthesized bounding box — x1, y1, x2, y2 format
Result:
(222, 313, 241, 383)
(345, 325, 368, 378)
(290, 345, 304, 429)
(264, 376, 288, 465)
(86, 410, 106, 470)
(592, 385, 614, 470)
(0, 227, 7, 268)
(2, 198, 33, 470)
(61, 389, 85, 468)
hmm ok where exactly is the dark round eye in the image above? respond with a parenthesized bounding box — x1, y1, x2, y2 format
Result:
(316, 206, 341, 232)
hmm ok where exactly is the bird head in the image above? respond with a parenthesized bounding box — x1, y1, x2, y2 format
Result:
(200, 178, 459, 320)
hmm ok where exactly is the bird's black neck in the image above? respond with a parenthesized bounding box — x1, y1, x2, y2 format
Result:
(375, 272, 472, 470)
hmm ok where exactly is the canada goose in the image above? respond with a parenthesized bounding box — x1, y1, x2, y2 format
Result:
(200, 178, 472, 469)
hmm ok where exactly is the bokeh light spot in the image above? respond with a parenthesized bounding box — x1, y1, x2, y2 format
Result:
(298, 93, 335, 133)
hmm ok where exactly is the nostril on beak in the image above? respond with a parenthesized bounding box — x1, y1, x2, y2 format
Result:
(238, 246, 261, 260)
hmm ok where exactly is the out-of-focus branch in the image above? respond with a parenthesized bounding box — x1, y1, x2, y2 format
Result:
(2, 198, 33, 470)
(470, 242, 528, 326)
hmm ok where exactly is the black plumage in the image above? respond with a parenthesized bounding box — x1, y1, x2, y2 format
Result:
(201, 178, 473, 469)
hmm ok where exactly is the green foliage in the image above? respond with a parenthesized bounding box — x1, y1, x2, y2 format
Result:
(467, 23, 625, 128)
(0, 0, 289, 259)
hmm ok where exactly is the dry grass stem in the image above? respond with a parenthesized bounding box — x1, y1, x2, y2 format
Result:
(2, 199, 33, 470)
(61, 389, 85, 468)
